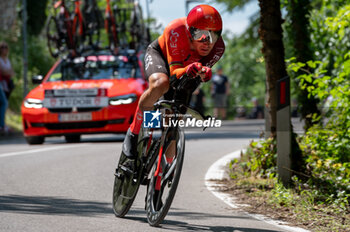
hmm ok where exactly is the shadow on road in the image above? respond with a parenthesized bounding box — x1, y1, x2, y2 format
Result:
(0, 131, 259, 145)
(0, 195, 111, 216)
(0, 196, 285, 232)
(125, 208, 283, 232)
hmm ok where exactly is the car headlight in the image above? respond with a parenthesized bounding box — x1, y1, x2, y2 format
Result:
(109, 94, 137, 106)
(24, 98, 43, 109)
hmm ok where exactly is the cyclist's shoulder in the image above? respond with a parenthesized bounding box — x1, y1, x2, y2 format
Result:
(163, 17, 187, 34)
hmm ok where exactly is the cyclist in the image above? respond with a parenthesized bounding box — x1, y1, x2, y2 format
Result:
(122, 4, 225, 164)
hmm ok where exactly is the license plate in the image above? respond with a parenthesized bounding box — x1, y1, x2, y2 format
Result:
(59, 113, 92, 122)
(43, 97, 108, 108)
(45, 88, 99, 97)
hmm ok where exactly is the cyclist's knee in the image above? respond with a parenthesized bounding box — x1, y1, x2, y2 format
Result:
(149, 73, 169, 94)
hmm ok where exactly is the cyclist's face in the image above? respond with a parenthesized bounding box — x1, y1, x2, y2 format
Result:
(192, 40, 215, 56)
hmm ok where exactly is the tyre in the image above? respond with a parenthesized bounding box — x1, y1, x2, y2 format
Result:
(26, 136, 45, 145)
(146, 128, 185, 226)
(112, 151, 142, 217)
(83, 6, 101, 49)
(106, 18, 118, 52)
(65, 135, 81, 143)
(46, 16, 62, 58)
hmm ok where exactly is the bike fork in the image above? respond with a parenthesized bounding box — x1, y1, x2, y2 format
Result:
(154, 146, 163, 191)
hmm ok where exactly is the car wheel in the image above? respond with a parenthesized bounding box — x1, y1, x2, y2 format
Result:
(65, 135, 81, 143)
(26, 136, 45, 145)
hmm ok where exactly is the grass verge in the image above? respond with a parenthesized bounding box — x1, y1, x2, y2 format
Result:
(5, 109, 22, 133)
(224, 144, 350, 232)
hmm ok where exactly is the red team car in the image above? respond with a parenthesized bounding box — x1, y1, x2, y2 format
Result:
(21, 51, 148, 144)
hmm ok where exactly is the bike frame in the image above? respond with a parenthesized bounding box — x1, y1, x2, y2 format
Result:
(72, 0, 84, 38)
(105, 0, 118, 49)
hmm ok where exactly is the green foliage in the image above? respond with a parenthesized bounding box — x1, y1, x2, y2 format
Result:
(213, 0, 255, 12)
(229, 139, 350, 230)
(285, 3, 350, 203)
(213, 34, 265, 117)
(308, 1, 350, 76)
(230, 138, 277, 179)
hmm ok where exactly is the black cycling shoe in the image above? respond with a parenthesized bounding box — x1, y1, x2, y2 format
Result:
(120, 158, 137, 175)
(122, 129, 139, 159)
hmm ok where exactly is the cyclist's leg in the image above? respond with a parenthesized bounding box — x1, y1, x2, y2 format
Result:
(122, 72, 169, 159)
(139, 73, 169, 109)
(123, 40, 169, 159)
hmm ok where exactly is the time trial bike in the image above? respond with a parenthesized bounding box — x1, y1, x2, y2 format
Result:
(112, 74, 209, 226)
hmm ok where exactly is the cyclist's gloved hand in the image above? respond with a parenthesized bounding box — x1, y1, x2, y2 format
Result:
(200, 66, 212, 82)
(186, 62, 202, 78)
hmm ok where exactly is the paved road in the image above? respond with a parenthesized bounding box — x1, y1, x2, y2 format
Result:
(0, 120, 301, 232)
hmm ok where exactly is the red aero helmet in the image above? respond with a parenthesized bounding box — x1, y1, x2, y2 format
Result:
(186, 4, 223, 31)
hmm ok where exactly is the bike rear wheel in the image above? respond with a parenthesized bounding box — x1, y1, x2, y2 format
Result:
(105, 17, 118, 52)
(83, 4, 101, 49)
(46, 15, 62, 58)
(146, 127, 185, 226)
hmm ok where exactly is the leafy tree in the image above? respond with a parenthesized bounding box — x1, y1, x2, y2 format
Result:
(218, 34, 265, 116)
(214, 0, 289, 137)
(258, 0, 287, 137)
(0, 0, 18, 30)
(284, 0, 321, 130)
(216, 0, 305, 185)
(214, 0, 255, 11)
(27, 0, 48, 35)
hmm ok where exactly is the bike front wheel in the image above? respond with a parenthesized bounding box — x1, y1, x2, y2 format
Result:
(112, 152, 141, 217)
(146, 127, 185, 226)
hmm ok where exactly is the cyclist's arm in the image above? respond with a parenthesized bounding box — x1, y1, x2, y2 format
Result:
(167, 37, 226, 78)
(169, 37, 225, 79)
(160, 18, 192, 79)
(169, 63, 194, 79)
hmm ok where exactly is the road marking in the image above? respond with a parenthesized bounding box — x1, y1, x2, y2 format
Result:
(205, 149, 311, 232)
(0, 144, 87, 158)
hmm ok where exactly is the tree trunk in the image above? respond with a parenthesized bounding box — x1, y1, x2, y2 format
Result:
(258, 0, 287, 138)
(289, 0, 320, 130)
(0, 0, 19, 31)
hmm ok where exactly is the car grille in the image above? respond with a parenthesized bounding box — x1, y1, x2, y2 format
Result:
(48, 107, 102, 113)
(31, 118, 125, 130)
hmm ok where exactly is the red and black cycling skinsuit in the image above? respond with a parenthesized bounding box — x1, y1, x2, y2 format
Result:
(129, 17, 225, 135)
(145, 17, 225, 81)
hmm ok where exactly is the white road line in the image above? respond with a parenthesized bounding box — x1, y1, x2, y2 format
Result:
(204, 149, 311, 232)
(0, 144, 87, 158)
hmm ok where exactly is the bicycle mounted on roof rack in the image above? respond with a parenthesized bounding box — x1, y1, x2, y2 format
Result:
(46, 0, 150, 59)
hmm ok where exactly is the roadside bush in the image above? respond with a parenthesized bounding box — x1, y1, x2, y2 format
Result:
(230, 138, 277, 180)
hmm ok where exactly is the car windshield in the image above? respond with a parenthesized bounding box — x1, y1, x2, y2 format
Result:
(47, 55, 142, 82)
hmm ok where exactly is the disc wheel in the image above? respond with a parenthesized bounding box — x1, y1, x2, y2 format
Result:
(146, 128, 185, 226)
